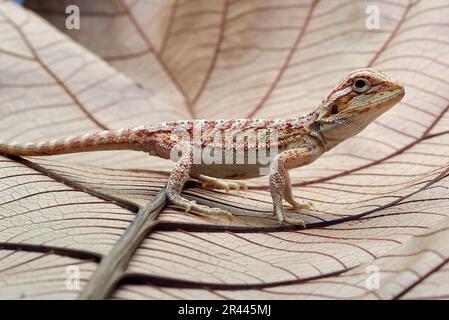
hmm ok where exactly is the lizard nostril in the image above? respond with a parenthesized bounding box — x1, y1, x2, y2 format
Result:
(394, 82, 405, 91)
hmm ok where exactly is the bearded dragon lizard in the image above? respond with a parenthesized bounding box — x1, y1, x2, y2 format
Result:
(0, 68, 404, 226)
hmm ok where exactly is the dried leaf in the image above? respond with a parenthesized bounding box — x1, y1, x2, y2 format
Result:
(1, 0, 449, 299)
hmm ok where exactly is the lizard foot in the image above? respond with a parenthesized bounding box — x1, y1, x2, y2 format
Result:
(278, 215, 306, 228)
(274, 207, 307, 227)
(182, 200, 233, 221)
(288, 199, 314, 211)
(193, 174, 248, 193)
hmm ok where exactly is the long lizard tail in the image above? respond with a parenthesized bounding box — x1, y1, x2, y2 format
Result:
(0, 127, 152, 156)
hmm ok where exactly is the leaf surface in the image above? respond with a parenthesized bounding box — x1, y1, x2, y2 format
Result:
(1, 0, 449, 299)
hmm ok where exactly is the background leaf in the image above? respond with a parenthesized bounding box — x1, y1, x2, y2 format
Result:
(1, 0, 449, 299)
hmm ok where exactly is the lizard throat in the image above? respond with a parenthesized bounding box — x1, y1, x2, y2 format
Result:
(308, 121, 328, 152)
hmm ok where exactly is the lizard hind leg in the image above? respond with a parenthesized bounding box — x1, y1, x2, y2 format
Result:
(191, 173, 248, 193)
(166, 148, 233, 221)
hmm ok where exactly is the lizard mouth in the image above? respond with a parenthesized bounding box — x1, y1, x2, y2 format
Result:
(342, 88, 405, 116)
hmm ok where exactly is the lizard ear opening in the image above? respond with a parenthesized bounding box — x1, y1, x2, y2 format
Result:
(331, 104, 339, 114)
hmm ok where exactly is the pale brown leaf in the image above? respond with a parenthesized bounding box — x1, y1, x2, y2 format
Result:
(1, 0, 449, 299)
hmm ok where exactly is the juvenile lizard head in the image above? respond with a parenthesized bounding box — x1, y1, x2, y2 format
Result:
(316, 68, 405, 150)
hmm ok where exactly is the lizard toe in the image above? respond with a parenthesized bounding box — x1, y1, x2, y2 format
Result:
(291, 200, 314, 211)
(283, 215, 307, 228)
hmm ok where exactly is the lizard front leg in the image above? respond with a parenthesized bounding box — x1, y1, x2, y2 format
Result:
(269, 148, 315, 226)
(166, 145, 233, 220)
(283, 171, 314, 211)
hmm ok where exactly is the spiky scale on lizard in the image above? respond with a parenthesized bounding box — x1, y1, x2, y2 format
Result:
(0, 68, 405, 226)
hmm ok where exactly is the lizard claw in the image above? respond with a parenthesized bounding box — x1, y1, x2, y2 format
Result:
(283, 215, 307, 228)
(198, 176, 247, 194)
(184, 200, 196, 213)
(284, 196, 314, 211)
(181, 200, 233, 221)
(291, 200, 314, 211)
(235, 181, 248, 192)
(274, 208, 307, 228)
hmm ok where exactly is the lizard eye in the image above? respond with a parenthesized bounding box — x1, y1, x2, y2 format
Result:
(352, 78, 371, 93)
(331, 104, 339, 114)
